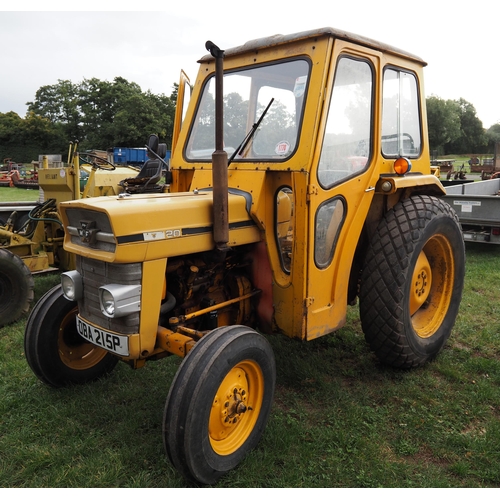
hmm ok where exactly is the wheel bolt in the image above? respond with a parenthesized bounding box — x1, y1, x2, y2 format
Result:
(236, 402, 247, 414)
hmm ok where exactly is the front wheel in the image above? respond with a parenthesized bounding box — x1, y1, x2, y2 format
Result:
(359, 195, 465, 368)
(163, 325, 276, 485)
(24, 285, 119, 387)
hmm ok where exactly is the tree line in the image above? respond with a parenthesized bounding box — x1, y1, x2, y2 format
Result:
(0, 77, 498, 164)
(426, 95, 499, 156)
(0, 77, 177, 163)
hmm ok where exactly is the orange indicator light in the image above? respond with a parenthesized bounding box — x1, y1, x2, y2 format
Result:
(394, 157, 412, 176)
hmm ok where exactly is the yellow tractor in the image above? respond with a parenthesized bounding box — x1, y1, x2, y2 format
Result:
(0, 143, 141, 326)
(24, 28, 465, 484)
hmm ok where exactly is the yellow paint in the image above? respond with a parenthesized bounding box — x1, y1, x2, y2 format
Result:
(58, 28, 442, 358)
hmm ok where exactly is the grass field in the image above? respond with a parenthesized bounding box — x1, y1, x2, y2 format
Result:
(1, 243, 499, 488)
(0, 186, 41, 202)
(1, 183, 500, 488)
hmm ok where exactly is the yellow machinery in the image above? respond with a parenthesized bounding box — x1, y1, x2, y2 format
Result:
(0, 143, 140, 326)
(24, 29, 465, 484)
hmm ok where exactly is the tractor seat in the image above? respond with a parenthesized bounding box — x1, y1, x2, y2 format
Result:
(136, 143, 167, 182)
(120, 136, 168, 194)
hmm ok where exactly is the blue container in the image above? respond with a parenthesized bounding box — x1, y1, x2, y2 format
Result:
(113, 148, 148, 165)
(113, 147, 170, 166)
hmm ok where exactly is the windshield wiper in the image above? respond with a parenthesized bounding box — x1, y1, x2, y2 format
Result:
(228, 97, 274, 166)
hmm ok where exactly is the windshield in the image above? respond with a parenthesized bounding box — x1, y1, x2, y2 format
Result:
(185, 59, 310, 161)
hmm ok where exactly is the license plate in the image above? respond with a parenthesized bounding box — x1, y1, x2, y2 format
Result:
(76, 316, 129, 356)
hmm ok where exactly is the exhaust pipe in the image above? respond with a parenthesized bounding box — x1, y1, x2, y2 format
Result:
(206, 41, 229, 254)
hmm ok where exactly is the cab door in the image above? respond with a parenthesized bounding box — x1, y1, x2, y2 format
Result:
(304, 44, 381, 340)
(171, 70, 191, 153)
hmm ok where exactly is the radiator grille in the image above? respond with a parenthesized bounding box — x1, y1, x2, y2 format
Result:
(76, 255, 141, 334)
(65, 208, 116, 253)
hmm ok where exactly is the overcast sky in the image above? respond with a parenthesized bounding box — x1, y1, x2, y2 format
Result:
(1, 2, 498, 129)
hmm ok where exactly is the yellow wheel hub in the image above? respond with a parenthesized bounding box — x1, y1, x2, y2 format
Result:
(410, 251, 432, 316)
(209, 360, 264, 456)
(58, 308, 108, 370)
(410, 235, 455, 339)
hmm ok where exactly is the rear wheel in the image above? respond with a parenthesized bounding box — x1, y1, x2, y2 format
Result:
(0, 249, 34, 327)
(359, 195, 465, 368)
(163, 325, 276, 485)
(24, 285, 118, 387)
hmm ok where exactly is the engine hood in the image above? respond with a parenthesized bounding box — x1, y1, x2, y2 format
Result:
(59, 190, 260, 263)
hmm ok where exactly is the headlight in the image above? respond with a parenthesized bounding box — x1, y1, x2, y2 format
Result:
(98, 284, 141, 318)
(101, 289, 116, 316)
(61, 270, 83, 301)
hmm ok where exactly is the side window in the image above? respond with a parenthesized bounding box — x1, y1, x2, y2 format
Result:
(315, 197, 345, 268)
(318, 57, 373, 189)
(382, 68, 421, 157)
(275, 187, 294, 273)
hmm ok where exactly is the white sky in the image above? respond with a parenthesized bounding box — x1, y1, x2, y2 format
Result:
(1, 2, 498, 128)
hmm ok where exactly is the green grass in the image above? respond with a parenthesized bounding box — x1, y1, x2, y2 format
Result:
(0, 186, 41, 202)
(1, 243, 500, 487)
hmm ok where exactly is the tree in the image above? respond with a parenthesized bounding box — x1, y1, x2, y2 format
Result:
(78, 77, 145, 148)
(0, 111, 25, 161)
(26, 77, 177, 151)
(255, 99, 297, 154)
(448, 98, 487, 154)
(170, 83, 179, 104)
(0, 111, 63, 162)
(426, 96, 461, 155)
(22, 111, 64, 150)
(111, 91, 175, 149)
(223, 92, 249, 149)
(486, 123, 500, 149)
(27, 80, 81, 143)
(0, 111, 24, 146)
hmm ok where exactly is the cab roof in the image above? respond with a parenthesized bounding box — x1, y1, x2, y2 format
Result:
(199, 27, 427, 66)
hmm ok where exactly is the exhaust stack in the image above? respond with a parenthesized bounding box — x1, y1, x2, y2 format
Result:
(206, 41, 229, 254)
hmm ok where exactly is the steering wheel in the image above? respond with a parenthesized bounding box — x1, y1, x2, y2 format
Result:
(79, 153, 116, 171)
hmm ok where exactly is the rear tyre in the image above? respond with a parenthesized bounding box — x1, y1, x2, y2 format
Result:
(0, 249, 34, 327)
(359, 195, 465, 368)
(163, 325, 276, 485)
(24, 285, 118, 387)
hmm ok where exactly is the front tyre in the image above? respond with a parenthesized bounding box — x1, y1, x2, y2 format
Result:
(0, 249, 34, 327)
(24, 285, 119, 387)
(163, 325, 276, 485)
(359, 195, 465, 368)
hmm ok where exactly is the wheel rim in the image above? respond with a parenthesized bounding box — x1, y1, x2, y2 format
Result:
(58, 307, 108, 370)
(410, 234, 455, 338)
(209, 360, 264, 456)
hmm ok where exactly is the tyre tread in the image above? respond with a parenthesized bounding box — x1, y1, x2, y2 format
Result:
(359, 195, 463, 368)
(163, 325, 275, 484)
(0, 249, 34, 327)
(24, 285, 118, 387)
